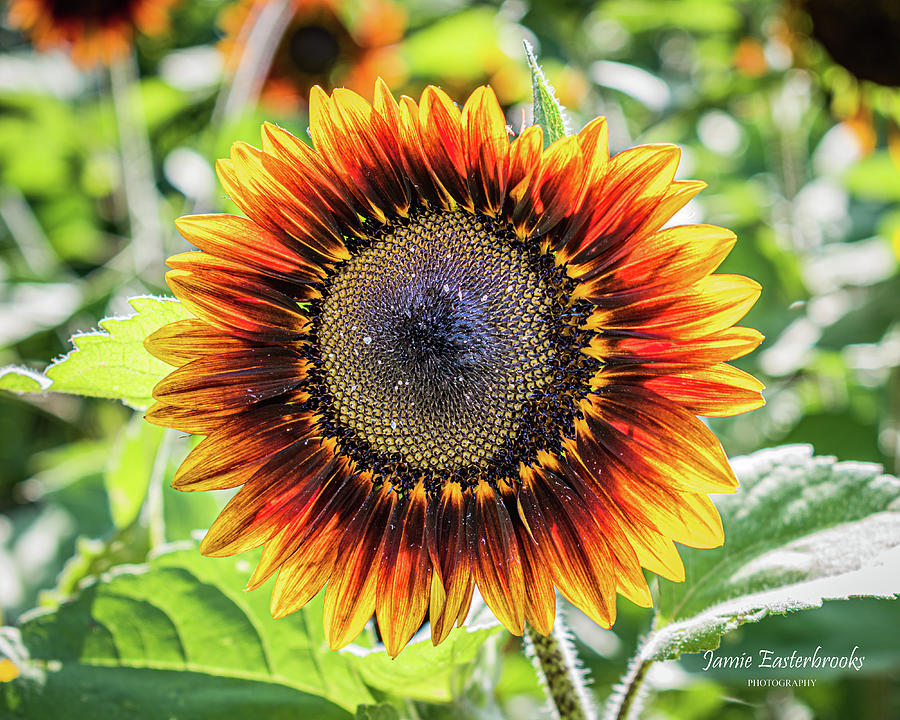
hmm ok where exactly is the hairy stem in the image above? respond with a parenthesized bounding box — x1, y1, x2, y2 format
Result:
(525, 620, 593, 720)
(607, 658, 653, 720)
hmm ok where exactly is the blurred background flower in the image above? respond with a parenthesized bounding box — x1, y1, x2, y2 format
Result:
(6, 0, 180, 65)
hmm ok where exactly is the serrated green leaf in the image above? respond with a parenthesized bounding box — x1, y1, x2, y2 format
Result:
(643, 445, 900, 662)
(0, 366, 51, 394)
(39, 296, 191, 409)
(1, 546, 369, 718)
(524, 41, 569, 146)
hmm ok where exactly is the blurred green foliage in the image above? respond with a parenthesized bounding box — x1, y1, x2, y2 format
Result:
(1, 0, 899, 717)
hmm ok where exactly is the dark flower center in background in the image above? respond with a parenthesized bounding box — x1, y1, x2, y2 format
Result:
(288, 24, 342, 75)
(46, 0, 134, 21)
(312, 209, 598, 490)
(806, 0, 900, 86)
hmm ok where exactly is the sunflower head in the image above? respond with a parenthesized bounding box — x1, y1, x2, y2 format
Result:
(7, 0, 177, 66)
(146, 79, 764, 656)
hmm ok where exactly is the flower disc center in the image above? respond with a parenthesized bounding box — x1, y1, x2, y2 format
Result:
(316, 210, 556, 473)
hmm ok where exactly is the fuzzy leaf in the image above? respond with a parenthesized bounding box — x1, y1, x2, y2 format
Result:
(0, 546, 367, 719)
(644, 445, 900, 662)
(0, 366, 51, 394)
(0, 296, 191, 410)
(524, 41, 569, 145)
(348, 608, 502, 703)
(1, 544, 506, 717)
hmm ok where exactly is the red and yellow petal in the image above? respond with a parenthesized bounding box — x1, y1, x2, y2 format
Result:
(376, 482, 432, 657)
(467, 480, 526, 636)
(323, 483, 396, 650)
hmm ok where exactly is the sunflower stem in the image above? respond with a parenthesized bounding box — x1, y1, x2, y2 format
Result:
(109, 51, 165, 278)
(525, 617, 594, 720)
(604, 657, 653, 720)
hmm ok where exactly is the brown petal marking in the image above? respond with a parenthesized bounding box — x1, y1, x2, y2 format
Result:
(145, 319, 254, 367)
(174, 214, 328, 284)
(166, 267, 309, 341)
(419, 85, 472, 210)
(467, 480, 526, 635)
(461, 85, 510, 216)
(152, 347, 306, 410)
(323, 483, 396, 650)
(172, 407, 317, 491)
(426, 482, 472, 645)
(376, 482, 432, 656)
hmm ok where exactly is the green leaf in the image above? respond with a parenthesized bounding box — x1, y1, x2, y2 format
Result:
(643, 445, 900, 662)
(356, 703, 401, 720)
(0, 366, 51, 394)
(104, 414, 166, 530)
(0, 296, 191, 409)
(1, 543, 506, 717)
(1, 546, 370, 718)
(348, 607, 503, 703)
(524, 41, 569, 146)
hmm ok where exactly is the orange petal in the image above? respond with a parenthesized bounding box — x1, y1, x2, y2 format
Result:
(376, 482, 432, 656)
(172, 407, 316, 491)
(166, 267, 309, 341)
(512, 135, 586, 238)
(426, 482, 472, 645)
(558, 144, 682, 266)
(174, 214, 327, 283)
(641, 363, 766, 417)
(200, 440, 343, 557)
(152, 348, 306, 410)
(144, 319, 254, 367)
(323, 483, 396, 650)
(504, 125, 543, 219)
(467, 481, 525, 636)
(587, 275, 762, 340)
(461, 85, 510, 215)
(580, 387, 737, 494)
(516, 466, 615, 628)
(501, 484, 555, 635)
(309, 86, 410, 220)
(255, 471, 371, 593)
(419, 85, 472, 210)
(576, 224, 737, 302)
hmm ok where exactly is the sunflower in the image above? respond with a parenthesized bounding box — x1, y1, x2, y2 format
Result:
(145, 80, 764, 657)
(219, 0, 406, 109)
(6, 0, 178, 66)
